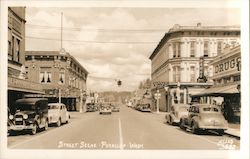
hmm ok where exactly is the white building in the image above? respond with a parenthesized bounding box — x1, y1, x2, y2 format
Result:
(149, 23, 240, 112)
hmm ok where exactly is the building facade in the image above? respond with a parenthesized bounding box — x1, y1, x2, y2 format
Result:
(149, 23, 240, 112)
(192, 44, 241, 123)
(25, 51, 88, 112)
(8, 7, 44, 113)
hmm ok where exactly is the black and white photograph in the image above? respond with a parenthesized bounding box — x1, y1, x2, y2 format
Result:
(0, 0, 249, 159)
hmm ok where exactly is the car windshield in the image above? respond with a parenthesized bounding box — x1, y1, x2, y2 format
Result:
(48, 105, 60, 109)
(16, 104, 36, 111)
(202, 107, 219, 112)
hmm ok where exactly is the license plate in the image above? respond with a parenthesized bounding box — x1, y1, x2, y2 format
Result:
(15, 125, 23, 129)
(16, 118, 23, 121)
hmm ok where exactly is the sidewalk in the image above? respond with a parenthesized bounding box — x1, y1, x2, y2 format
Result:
(225, 123, 240, 138)
(152, 111, 240, 138)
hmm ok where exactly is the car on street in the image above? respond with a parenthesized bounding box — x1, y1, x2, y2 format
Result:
(8, 98, 49, 135)
(111, 103, 120, 112)
(48, 103, 70, 127)
(86, 103, 96, 112)
(179, 104, 228, 135)
(165, 104, 190, 125)
(99, 103, 112, 115)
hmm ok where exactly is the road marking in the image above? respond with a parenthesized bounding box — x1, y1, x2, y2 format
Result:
(118, 118, 124, 150)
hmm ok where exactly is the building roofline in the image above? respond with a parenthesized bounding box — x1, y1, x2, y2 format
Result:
(25, 50, 89, 74)
(149, 24, 240, 60)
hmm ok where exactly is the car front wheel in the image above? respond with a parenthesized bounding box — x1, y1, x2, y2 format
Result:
(180, 119, 186, 130)
(56, 118, 61, 127)
(31, 123, 38, 135)
(191, 123, 200, 135)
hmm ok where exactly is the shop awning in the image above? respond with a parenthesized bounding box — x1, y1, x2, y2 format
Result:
(191, 84, 240, 97)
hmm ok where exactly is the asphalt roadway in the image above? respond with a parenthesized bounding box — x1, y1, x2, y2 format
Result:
(8, 105, 240, 150)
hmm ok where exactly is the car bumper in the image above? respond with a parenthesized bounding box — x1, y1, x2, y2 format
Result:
(198, 125, 228, 130)
(8, 124, 35, 131)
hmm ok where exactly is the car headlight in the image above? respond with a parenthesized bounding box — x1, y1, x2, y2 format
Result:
(9, 115, 14, 120)
(23, 114, 28, 119)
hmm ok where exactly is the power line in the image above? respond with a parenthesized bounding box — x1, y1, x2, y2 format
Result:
(25, 36, 158, 44)
(26, 23, 167, 33)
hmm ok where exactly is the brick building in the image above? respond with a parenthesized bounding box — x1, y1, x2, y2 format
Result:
(149, 23, 240, 112)
(8, 7, 44, 113)
(25, 51, 88, 112)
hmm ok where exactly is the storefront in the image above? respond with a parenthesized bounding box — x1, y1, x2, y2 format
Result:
(192, 44, 241, 123)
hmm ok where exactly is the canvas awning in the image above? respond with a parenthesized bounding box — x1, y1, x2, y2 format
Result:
(191, 84, 240, 97)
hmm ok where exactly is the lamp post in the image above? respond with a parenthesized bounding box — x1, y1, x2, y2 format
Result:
(154, 90, 161, 113)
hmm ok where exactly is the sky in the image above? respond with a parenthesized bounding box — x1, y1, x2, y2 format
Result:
(25, 7, 240, 92)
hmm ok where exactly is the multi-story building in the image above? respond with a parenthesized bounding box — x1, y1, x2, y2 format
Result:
(192, 44, 241, 123)
(8, 7, 44, 113)
(25, 51, 88, 112)
(149, 23, 240, 112)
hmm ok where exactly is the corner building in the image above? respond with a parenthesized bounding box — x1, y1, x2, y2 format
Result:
(8, 7, 44, 113)
(25, 51, 88, 111)
(149, 23, 240, 112)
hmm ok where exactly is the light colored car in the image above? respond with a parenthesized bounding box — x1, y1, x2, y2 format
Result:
(99, 103, 112, 115)
(48, 103, 70, 127)
(179, 104, 228, 135)
(166, 104, 189, 125)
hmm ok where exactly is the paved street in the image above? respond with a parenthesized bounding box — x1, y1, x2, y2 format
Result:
(8, 105, 240, 150)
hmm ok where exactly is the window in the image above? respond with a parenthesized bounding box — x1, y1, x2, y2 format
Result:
(190, 41, 196, 57)
(217, 41, 222, 54)
(173, 66, 181, 82)
(59, 69, 65, 84)
(233, 75, 240, 82)
(8, 29, 12, 60)
(40, 69, 52, 84)
(173, 43, 176, 58)
(13, 38, 21, 62)
(177, 42, 181, 57)
(190, 66, 195, 82)
(204, 41, 209, 57)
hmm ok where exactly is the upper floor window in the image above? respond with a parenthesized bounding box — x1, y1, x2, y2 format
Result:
(59, 69, 65, 84)
(173, 43, 176, 58)
(173, 66, 181, 82)
(190, 66, 195, 82)
(177, 42, 181, 57)
(40, 70, 52, 84)
(12, 38, 21, 62)
(204, 41, 209, 57)
(217, 41, 223, 54)
(190, 41, 196, 57)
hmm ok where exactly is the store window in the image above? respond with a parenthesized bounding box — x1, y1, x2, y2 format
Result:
(8, 29, 12, 60)
(190, 41, 196, 57)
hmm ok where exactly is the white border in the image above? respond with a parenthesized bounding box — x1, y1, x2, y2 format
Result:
(0, 0, 249, 159)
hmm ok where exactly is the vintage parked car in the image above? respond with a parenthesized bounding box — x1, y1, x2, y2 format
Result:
(179, 104, 228, 135)
(86, 103, 96, 112)
(140, 103, 151, 112)
(99, 103, 112, 115)
(48, 103, 70, 127)
(165, 104, 190, 125)
(8, 98, 49, 135)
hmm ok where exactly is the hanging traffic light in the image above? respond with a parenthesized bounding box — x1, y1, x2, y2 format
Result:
(117, 80, 122, 87)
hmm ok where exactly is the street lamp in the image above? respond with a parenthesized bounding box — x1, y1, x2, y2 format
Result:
(154, 90, 161, 113)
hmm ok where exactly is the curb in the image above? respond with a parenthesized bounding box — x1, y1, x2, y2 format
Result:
(224, 131, 240, 139)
